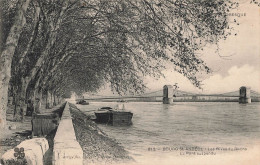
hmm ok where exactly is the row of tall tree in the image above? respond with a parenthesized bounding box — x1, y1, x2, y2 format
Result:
(1, 0, 255, 128)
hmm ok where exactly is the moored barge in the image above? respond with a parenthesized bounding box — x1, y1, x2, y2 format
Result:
(95, 107, 133, 126)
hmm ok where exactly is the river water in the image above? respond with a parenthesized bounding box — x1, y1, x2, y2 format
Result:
(75, 102, 260, 164)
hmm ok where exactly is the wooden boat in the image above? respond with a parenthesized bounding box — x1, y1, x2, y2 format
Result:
(117, 99, 127, 103)
(99, 107, 113, 110)
(95, 107, 133, 126)
(76, 100, 89, 105)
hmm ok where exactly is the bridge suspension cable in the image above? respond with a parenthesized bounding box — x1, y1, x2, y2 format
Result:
(79, 89, 260, 100)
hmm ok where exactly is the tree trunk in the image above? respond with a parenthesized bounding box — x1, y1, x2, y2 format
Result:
(18, 5, 40, 65)
(0, 0, 32, 128)
(57, 96, 60, 105)
(34, 88, 42, 114)
(13, 89, 20, 121)
(50, 90, 54, 108)
(46, 90, 52, 109)
(31, 71, 43, 112)
(51, 92, 55, 106)
(53, 91, 57, 106)
(0, 86, 9, 127)
(20, 0, 70, 110)
(17, 77, 30, 122)
(46, 90, 49, 109)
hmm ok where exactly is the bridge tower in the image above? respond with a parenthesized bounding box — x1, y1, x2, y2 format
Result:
(239, 86, 251, 104)
(163, 85, 173, 104)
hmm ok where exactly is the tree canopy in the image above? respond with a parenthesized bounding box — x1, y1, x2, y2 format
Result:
(1, 0, 259, 126)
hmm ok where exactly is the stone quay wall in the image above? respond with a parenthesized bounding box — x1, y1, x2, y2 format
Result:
(52, 102, 83, 165)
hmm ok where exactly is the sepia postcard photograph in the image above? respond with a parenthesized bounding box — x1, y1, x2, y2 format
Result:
(0, 0, 260, 165)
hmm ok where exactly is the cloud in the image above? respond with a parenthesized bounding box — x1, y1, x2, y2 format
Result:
(201, 64, 260, 94)
(200, 3, 260, 76)
(145, 64, 260, 94)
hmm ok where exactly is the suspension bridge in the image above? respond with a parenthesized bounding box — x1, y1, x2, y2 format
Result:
(77, 86, 260, 103)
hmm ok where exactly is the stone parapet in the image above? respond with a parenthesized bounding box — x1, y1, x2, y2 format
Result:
(52, 102, 83, 165)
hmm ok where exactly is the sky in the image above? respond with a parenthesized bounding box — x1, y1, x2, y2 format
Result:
(94, 2, 260, 96)
(145, 2, 260, 94)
